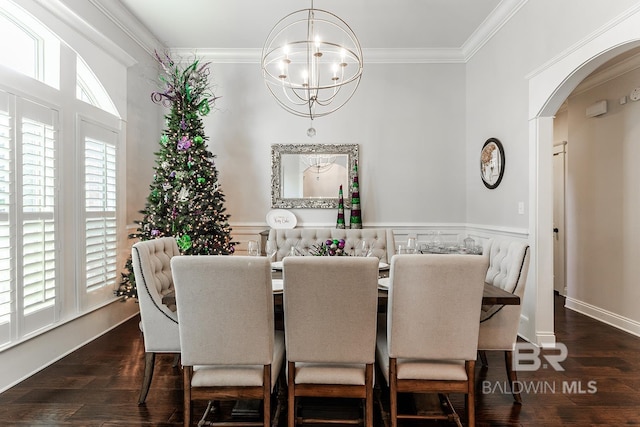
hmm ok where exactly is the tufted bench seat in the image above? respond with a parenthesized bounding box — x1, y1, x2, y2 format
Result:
(267, 228, 396, 263)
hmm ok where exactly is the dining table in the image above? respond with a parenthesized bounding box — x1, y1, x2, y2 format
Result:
(269, 262, 519, 333)
(164, 263, 520, 310)
(270, 262, 520, 306)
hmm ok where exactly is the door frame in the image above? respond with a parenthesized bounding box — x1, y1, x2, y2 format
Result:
(553, 142, 567, 296)
(527, 9, 640, 346)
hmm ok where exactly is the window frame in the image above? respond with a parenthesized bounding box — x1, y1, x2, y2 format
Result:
(0, 1, 126, 350)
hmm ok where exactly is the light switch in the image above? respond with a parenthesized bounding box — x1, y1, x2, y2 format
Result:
(518, 202, 525, 215)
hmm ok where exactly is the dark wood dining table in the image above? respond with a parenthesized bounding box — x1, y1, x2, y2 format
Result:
(271, 269, 520, 306)
(270, 269, 520, 319)
(480, 282, 520, 305)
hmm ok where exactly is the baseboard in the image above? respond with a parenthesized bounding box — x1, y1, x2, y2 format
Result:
(565, 297, 640, 338)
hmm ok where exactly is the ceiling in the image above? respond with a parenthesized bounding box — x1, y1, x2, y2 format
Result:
(111, 0, 511, 56)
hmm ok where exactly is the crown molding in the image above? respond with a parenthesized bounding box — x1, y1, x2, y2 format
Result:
(169, 48, 261, 64)
(462, 0, 528, 61)
(363, 48, 465, 64)
(169, 47, 467, 64)
(90, 0, 165, 57)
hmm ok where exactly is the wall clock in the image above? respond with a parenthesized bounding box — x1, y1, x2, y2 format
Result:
(480, 137, 505, 189)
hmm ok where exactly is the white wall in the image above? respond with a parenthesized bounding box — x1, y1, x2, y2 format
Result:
(564, 65, 640, 332)
(204, 62, 468, 229)
(465, 0, 640, 344)
(467, 1, 639, 229)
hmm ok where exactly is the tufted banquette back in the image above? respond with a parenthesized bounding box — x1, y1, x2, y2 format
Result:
(267, 228, 396, 263)
(479, 238, 530, 325)
(484, 239, 530, 294)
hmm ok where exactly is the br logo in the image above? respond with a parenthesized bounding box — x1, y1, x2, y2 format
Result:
(513, 342, 568, 371)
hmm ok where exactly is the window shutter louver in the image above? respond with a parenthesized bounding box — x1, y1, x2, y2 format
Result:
(84, 135, 117, 294)
(20, 114, 56, 318)
(0, 97, 12, 344)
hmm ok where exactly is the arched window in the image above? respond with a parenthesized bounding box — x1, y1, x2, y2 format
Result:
(0, 1, 59, 88)
(76, 57, 119, 116)
(0, 1, 124, 349)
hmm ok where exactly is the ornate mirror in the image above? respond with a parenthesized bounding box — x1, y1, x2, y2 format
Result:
(271, 143, 358, 208)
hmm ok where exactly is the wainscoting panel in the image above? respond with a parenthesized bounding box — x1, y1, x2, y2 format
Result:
(230, 222, 530, 256)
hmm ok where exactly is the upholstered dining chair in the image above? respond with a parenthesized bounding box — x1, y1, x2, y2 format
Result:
(131, 236, 181, 405)
(376, 254, 488, 427)
(478, 239, 531, 403)
(283, 256, 380, 427)
(171, 255, 285, 427)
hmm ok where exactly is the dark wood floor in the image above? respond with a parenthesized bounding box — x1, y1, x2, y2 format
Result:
(1, 294, 640, 426)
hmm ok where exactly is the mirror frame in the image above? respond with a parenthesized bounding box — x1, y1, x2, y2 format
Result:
(271, 143, 359, 209)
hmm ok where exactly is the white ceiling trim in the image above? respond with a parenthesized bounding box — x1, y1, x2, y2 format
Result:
(89, 0, 164, 58)
(461, 0, 528, 61)
(168, 47, 467, 64)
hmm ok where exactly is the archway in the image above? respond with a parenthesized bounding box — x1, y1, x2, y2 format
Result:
(527, 11, 640, 346)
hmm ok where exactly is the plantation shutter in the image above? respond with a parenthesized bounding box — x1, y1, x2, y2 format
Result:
(19, 99, 58, 333)
(0, 92, 11, 345)
(83, 122, 117, 298)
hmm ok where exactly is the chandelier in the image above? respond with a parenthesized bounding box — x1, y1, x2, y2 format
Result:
(301, 153, 337, 170)
(261, 0, 363, 136)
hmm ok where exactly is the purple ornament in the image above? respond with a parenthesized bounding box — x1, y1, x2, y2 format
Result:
(177, 136, 192, 151)
(151, 229, 160, 236)
(180, 119, 187, 130)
